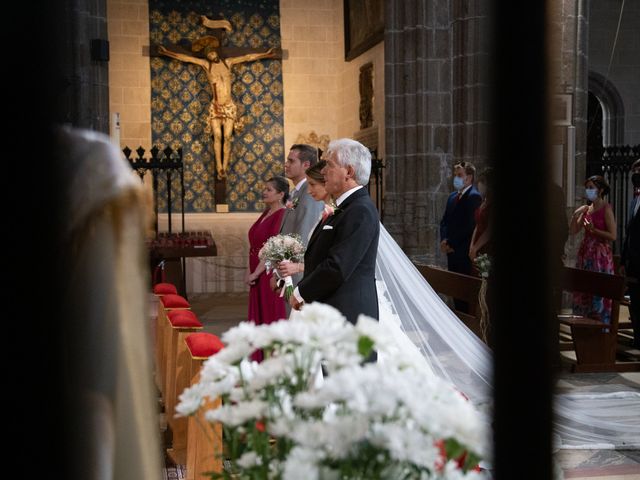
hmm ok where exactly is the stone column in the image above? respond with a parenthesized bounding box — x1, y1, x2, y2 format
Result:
(451, 0, 491, 167)
(384, 0, 490, 260)
(53, 0, 110, 133)
(384, 0, 452, 258)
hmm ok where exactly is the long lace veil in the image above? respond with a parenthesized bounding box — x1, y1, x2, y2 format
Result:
(376, 224, 640, 449)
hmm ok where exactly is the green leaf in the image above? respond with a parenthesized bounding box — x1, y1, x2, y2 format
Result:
(358, 335, 375, 358)
(444, 438, 466, 459)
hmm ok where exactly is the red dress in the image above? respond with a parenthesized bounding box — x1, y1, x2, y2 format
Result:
(247, 208, 287, 328)
(473, 201, 492, 255)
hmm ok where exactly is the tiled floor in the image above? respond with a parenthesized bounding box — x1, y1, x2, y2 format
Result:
(163, 292, 640, 479)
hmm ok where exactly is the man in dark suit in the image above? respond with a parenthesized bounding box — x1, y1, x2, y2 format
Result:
(289, 138, 380, 324)
(621, 159, 640, 348)
(440, 161, 482, 311)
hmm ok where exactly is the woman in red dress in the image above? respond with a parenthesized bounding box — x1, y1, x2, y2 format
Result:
(246, 176, 289, 332)
(469, 168, 493, 262)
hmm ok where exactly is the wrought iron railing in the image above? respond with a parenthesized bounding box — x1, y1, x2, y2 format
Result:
(586, 145, 640, 253)
(123, 145, 184, 235)
(367, 149, 385, 222)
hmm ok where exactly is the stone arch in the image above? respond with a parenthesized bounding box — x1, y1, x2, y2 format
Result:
(588, 70, 625, 146)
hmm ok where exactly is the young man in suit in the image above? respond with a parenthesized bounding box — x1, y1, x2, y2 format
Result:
(289, 138, 380, 325)
(439, 161, 482, 311)
(273, 144, 324, 312)
(621, 159, 640, 348)
(280, 144, 325, 246)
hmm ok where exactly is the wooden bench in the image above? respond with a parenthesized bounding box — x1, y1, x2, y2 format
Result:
(414, 264, 485, 341)
(184, 333, 224, 480)
(559, 266, 639, 372)
(164, 311, 203, 465)
(155, 294, 191, 397)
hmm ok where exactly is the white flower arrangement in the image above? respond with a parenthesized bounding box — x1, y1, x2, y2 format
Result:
(474, 254, 491, 279)
(258, 233, 305, 300)
(177, 303, 489, 479)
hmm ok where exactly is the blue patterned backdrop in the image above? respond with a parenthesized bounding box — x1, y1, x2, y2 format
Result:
(149, 0, 283, 212)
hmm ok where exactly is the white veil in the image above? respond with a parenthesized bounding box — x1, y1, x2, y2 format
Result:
(376, 224, 640, 449)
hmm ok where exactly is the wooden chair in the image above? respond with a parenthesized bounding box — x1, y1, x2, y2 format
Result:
(559, 266, 639, 372)
(414, 264, 485, 341)
(184, 333, 224, 480)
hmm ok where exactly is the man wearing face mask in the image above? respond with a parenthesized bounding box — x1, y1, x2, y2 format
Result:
(621, 159, 640, 348)
(439, 161, 482, 311)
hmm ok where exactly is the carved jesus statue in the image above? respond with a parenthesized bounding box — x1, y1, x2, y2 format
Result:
(158, 35, 275, 178)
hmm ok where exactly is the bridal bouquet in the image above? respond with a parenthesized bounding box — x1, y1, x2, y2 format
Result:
(258, 233, 305, 300)
(176, 303, 488, 479)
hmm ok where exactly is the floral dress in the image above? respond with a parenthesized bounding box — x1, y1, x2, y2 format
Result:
(572, 204, 614, 324)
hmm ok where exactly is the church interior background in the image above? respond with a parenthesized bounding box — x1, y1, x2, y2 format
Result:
(95, 0, 640, 295)
(34, 0, 640, 478)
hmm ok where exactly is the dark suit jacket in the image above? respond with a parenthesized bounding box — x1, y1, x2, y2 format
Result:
(297, 188, 380, 324)
(622, 198, 640, 278)
(439, 186, 482, 271)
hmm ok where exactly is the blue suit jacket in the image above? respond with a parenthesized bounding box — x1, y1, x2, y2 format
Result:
(439, 186, 482, 263)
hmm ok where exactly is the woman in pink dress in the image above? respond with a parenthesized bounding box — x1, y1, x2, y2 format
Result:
(246, 176, 289, 334)
(569, 175, 617, 323)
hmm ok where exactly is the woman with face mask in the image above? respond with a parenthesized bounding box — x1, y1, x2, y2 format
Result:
(569, 175, 617, 323)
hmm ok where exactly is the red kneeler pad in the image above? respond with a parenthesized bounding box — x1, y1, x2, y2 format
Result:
(153, 282, 178, 295)
(168, 310, 202, 328)
(185, 333, 225, 358)
(160, 294, 190, 309)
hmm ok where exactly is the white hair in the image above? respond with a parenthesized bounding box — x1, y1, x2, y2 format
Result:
(326, 138, 371, 186)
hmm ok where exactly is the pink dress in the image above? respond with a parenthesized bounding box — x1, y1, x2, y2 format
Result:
(247, 208, 287, 328)
(572, 204, 614, 324)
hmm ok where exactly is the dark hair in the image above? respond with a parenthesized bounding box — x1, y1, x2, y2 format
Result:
(454, 161, 476, 179)
(266, 175, 290, 203)
(632, 159, 640, 171)
(290, 144, 322, 167)
(305, 160, 327, 183)
(477, 167, 494, 190)
(585, 175, 610, 197)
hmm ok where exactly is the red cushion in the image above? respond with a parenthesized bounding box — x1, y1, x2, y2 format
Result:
(168, 310, 202, 328)
(160, 294, 190, 309)
(153, 283, 178, 295)
(185, 333, 225, 358)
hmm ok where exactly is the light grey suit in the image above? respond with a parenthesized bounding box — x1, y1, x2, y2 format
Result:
(279, 180, 324, 312)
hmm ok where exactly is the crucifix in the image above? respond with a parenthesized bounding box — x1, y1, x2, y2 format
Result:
(154, 15, 280, 211)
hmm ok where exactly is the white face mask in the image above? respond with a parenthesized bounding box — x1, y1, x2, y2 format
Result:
(585, 188, 598, 201)
(453, 176, 465, 191)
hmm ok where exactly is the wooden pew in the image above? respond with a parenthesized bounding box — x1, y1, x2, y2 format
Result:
(164, 311, 203, 465)
(184, 333, 224, 480)
(559, 266, 639, 372)
(414, 264, 485, 341)
(155, 294, 191, 398)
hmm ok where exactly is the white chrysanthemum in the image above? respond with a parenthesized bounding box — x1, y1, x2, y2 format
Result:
(236, 451, 262, 468)
(282, 447, 322, 480)
(205, 399, 268, 426)
(213, 338, 253, 364)
(245, 354, 295, 391)
(370, 423, 440, 469)
(354, 314, 394, 351)
(175, 383, 205, 417)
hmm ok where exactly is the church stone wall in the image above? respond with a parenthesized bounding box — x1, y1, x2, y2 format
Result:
(589, 0, 640, 145)
(107, 0, 152, 150)
(280, 0, 342, 150)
